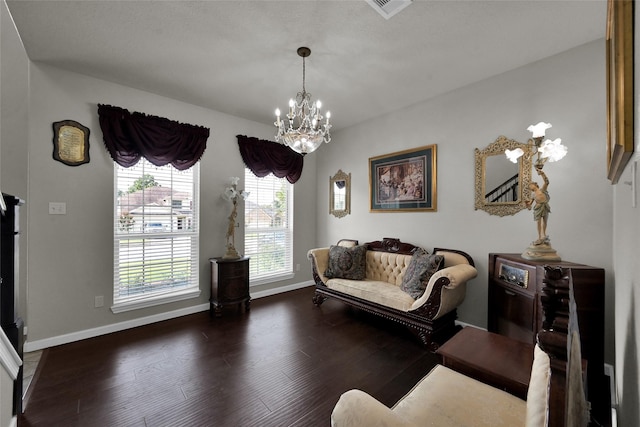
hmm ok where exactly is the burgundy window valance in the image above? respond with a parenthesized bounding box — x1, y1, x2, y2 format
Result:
(237, 135, 303, 184)
(98, 104, 209, 170)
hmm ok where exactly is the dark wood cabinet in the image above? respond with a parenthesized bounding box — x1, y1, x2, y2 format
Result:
(209, 257, 250, 317)
(488, 253, 608, 426)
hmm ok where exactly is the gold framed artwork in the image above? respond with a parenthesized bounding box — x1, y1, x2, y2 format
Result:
(606, 0, 634, 184)
(369, 145, 437, 212)
(52, 120, 90, 166)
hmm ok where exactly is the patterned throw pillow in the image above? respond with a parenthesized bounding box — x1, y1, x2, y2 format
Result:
(324, 244, 367, 280)
(400, 248, 444, 299)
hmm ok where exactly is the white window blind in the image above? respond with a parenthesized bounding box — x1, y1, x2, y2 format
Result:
(244, 169, 293, 284)
(113, 158, 199, 310)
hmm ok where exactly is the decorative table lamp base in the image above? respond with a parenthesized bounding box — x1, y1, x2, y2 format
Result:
(521, 241, 561, 262)
(223, 245, 241, 260)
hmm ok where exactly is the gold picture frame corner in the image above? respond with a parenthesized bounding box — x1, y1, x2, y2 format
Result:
(605, 0, 634, 184)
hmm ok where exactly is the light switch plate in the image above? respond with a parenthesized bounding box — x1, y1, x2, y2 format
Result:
(49, 202, 66, 215)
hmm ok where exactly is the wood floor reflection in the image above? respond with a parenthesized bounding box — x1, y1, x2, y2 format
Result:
(19, 286, 438, 426)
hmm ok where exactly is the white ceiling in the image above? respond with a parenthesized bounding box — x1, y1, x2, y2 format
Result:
(6, 0, 607, 132)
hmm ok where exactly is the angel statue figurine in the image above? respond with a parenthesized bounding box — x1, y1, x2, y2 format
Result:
(221, 177, 249, 259)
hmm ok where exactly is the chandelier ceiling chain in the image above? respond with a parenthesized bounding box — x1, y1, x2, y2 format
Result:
(301, 49, 306, 94)
(274, 47, 332, 155)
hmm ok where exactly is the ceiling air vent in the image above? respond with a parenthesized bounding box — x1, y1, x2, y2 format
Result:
(366, 0, 412, 20)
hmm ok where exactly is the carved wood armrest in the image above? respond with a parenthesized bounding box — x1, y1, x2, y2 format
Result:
(410, 276, 450, 319)
(410, 264, 477, 318)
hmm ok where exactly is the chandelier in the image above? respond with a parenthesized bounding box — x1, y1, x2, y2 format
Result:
(275, 47, 332, 155)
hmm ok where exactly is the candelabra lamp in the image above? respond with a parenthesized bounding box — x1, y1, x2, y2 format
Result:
(505, 122, 568, 261)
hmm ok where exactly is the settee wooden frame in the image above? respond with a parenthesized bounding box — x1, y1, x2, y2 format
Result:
(309, 238, 475, 350)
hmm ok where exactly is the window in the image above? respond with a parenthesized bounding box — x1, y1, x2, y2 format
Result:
(244, 169, 294, 285)
(113, 158, 200, 312)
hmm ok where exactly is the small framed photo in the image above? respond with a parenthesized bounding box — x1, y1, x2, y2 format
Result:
(52, 120, 90, 166)
(369, 145, 437, 212)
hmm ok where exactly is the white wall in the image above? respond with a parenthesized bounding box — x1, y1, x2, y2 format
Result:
(1, 1, 27, 424)
(0, 0, 28, 337)
(22, 63, 317, 347)
(611, 6, 640, 426)
(316, 40, 615, 363)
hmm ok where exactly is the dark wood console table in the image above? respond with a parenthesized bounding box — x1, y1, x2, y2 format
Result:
(436, 326, 534, 399)
(209, 257, 250, 317)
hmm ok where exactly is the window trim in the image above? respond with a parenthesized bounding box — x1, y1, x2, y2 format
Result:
(244, 170, 294, 286)
(250, 272, 295, 288)
(110, 288, 201, 314)
(112, 160, 201, 312)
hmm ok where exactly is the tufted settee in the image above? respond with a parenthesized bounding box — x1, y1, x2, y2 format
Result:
(307, 238, 477, 350)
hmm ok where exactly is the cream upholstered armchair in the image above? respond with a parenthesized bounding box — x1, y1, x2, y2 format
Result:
(331, 346, 548, 427)
(331, 266, 590, 427)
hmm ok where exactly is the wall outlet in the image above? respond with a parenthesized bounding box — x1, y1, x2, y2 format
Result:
(296, 263, 300, 271)
(49, 202, 66, 215)
(94, 295, 104, 308)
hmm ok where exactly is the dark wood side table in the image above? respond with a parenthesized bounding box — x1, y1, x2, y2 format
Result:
(209, 256, 250, 317)
(436, 326, 534, 399)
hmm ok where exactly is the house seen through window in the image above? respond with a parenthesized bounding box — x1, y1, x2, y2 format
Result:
(244, 169, 294, 285)
(113, 158, 200, 312)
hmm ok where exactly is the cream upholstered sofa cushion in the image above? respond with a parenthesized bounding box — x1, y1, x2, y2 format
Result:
(365, 251, 412, 286)
(327, 278, 416, 311)
(331, 365, 527, 427)
(392, 365, 526, 426)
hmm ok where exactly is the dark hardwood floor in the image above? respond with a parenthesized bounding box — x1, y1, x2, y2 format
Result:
(19, 286, 439, 426)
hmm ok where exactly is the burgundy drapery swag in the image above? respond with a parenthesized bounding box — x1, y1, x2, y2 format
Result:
(97, 104, 209, 170)
(237, 135, 303, 184)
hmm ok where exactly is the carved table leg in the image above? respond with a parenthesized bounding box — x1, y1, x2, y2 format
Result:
(312, 292, 327, 306)
(210, 302, 222, 318)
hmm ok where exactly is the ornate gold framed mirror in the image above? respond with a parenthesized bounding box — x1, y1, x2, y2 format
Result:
(474, 136, 532, 216)
(330, 169, 351, 218)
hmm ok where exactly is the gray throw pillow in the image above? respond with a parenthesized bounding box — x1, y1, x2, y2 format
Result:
(324, 244, 367, 280)
(400, 248, 444, 299)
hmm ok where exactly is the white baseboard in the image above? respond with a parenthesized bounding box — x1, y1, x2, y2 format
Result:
(605, 363, 617, 406)
(23, 281, 314, 353)
(251, 280, 313, 299)
(455, 320, 485, 330)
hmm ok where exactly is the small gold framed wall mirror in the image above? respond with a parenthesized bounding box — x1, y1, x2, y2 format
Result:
(474, 136, 532, 216)
(330, 169, 351, 218)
